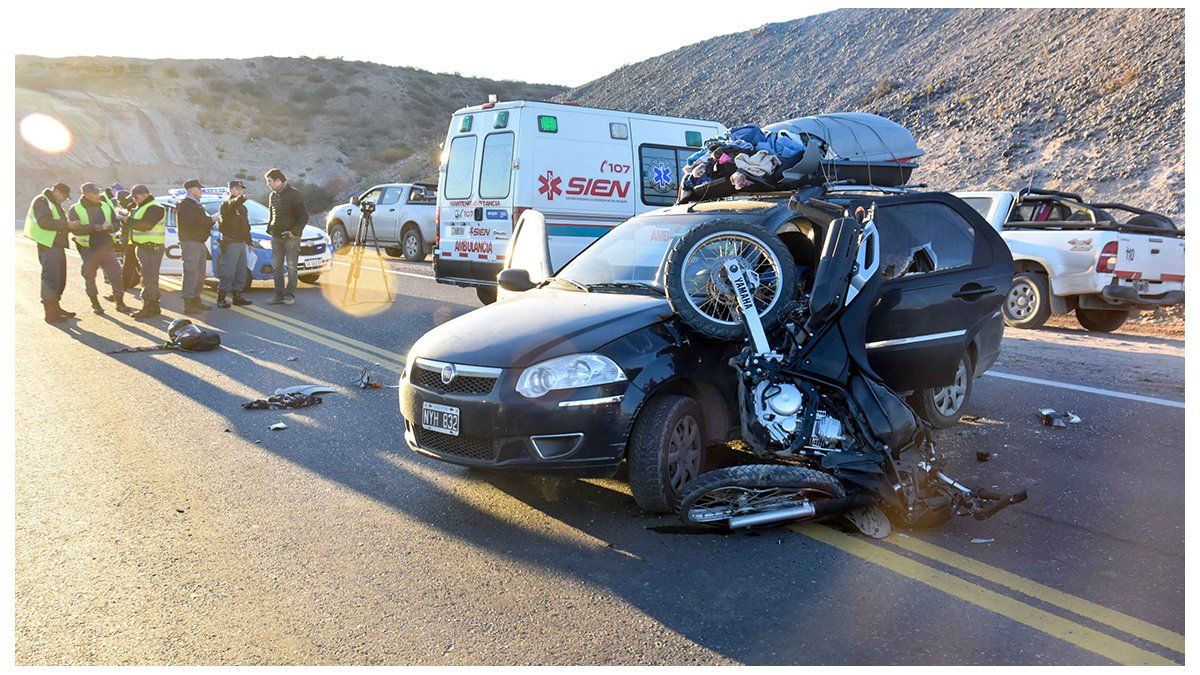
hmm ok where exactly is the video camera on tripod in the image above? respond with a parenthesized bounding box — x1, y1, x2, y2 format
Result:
(358, 199, 376, 215)
(341, 194, 393, 305)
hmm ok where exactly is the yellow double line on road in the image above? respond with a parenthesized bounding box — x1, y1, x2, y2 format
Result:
(76, 250, 1184, 665)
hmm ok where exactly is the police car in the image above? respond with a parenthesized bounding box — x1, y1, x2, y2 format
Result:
(156, 188, 333, 291)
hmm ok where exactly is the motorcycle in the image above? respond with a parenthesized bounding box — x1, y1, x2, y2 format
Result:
(663, 204, 1026, 533)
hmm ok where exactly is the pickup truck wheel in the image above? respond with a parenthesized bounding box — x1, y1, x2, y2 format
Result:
(402, 227, 426, 262)
(383, 246, 403, 258)
(628, 394, 707, 513)
(1003, 273, 1051, 329)
(1075, 307, 1130, 333)
(476, 286, 497, 305)
(910, 353, 973, 428)
(329, 222, 349, 253)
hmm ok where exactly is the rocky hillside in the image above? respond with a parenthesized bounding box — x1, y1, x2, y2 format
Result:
(16, 56, 563, 211)
(561, 8, 1185, 220)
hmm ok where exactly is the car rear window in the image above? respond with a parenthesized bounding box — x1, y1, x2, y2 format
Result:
(479, 132, 514, 199)
(444, 135, 477, 200)
(874, 202, 976, 280)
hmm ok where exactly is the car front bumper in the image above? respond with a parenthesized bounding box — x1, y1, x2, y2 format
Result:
(399, 358, 636, 477)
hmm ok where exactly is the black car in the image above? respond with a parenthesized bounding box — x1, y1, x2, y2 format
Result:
(399, 188, 1012, 511)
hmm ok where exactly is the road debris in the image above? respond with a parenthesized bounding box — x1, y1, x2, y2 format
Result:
(244, 393, 325, 410)
(270, 422, 288, 431)
(1038, 408, 1082, 428)
(976, 451, 992, 462)
(274, 385, 338, 396)
(970, 538, 994, 544)
(286, 356, 299, 361)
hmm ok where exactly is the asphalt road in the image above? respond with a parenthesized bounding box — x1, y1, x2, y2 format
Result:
(13, 235, 1185, 665)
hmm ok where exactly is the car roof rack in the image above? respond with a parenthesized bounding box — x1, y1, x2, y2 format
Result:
(822, 182, 927, 196)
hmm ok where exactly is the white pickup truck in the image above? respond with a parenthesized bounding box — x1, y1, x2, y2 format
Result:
(956, 188, 1184, 332)
(325, 183, 438, 261)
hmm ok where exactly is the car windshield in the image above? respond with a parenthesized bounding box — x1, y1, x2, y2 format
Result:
(555, 213, 752, 292)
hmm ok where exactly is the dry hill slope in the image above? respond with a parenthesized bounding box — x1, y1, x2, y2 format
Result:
(561, 8, 1184, 219)
(16, 56, 564, 210)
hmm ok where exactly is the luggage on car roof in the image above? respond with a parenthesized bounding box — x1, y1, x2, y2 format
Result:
(765, 112, 925, 188)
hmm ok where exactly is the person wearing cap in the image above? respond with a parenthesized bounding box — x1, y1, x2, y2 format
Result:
(124, 185, 167, 318)
(265, 168, 309, 306)
(24, 182, 79, 323)
(216, 180, 254, 308)
(68, 182, 132, 315)
(176, 178, 218, 315)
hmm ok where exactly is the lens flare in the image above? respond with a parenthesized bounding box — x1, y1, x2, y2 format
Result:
(19, 113, 73, 154)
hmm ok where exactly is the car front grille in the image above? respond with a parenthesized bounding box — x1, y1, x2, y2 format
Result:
(300, 242, 326, 255)
(414, 427, 499, 462)
(411, 364, 497, 395)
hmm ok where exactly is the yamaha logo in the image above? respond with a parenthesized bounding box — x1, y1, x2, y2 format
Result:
(440, 364, 457, 385)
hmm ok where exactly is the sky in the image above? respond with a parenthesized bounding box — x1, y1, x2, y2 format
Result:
(9, 1, 831, 87)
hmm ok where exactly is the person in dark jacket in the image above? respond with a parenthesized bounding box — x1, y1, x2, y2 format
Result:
(69, 182, 132, 315)
(124, 184, 167, 319)
(176, 178, 218, 315)
(264, 168, 309, 305)
(216, 179, 254, 308)
(24, 182, 78, 323)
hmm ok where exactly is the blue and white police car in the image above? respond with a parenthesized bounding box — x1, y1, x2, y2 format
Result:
(157, 188, 333, 290)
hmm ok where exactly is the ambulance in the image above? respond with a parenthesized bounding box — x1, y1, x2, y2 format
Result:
(433, 100, 726, 303)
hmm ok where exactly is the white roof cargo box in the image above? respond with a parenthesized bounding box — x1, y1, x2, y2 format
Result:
(766, 112, 924, 187)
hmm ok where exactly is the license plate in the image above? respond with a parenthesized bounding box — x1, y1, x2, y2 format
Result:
(1133, 279, 1149, 293)
(421, 402, 460, 436)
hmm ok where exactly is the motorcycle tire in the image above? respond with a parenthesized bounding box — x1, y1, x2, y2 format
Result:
(664, 221, 797, 341)
(678, 464, 844, 529)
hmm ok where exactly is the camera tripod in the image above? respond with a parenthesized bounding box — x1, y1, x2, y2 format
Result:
(341, 206, 394, 306)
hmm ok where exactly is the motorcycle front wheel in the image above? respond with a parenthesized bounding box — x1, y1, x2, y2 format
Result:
(678, 464, 844, 529)
(664, 222, 798, 341)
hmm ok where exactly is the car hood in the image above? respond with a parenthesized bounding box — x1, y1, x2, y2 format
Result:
(409, 287, 672, 368)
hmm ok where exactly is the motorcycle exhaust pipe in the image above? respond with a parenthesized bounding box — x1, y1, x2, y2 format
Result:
(728, 493, 875, 529)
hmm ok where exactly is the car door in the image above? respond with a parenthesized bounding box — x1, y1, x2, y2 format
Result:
(863, 196, 1008, 391)
(372, 186, 404, 243)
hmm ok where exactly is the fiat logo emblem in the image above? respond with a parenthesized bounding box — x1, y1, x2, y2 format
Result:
(440, 364, 457, 385)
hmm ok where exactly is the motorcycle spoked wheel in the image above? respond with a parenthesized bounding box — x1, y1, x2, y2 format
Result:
(664, 221, 798, 341)
(678, 464, 845, 529)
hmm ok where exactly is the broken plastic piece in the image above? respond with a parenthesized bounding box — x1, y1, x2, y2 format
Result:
(1065, 411, 1081, 424)
(274, 384, 338, 396)
(1038, 408, 1069, 428)
(970, 538, 994, 544)
(286, 356, 298, 362)
(270, 422, 288, 431)
(976, 451, 991, 462)
(244, 392, 325, 410)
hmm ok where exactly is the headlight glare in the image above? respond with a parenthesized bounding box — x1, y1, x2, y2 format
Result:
(516, 354, 626, 398)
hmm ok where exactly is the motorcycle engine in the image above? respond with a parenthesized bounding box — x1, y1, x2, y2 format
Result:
(752, 381, 847, 452)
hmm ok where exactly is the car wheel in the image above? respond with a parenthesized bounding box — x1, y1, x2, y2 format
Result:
(1075, 307, 1130, 333)
(1003, 272, 1051, 329)
(910, 353, 974, 428)
(329, 222, 349, 253)
(384, 246, 403, 258)
(299, 274, 321, 285)
(476, 286, 497, 305)
(242, 269, 253, 293)
(402, 227, 426, 262)
(628, 394, 707, 513)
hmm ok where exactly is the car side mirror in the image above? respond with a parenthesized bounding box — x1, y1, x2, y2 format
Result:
(497, 268, 536, 292)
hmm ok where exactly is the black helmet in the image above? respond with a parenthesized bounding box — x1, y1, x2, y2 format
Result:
(167, 317, 195, 341)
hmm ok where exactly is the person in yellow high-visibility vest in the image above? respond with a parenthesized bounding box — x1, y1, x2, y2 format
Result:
(124, 184, 167, 319)
(24, 182, 78, 323)
(68, 182, 132, 315)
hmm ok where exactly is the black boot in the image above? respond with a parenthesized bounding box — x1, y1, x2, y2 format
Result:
(183, 299, 204, 316)
(43, 300, 67, 324)
(216, 291, 231, 309)
(51, 299, 76, 318)
(89, 294, 105, 315)
(232, 292, 252, 306)
(114, 296, 135, 314)
(132, 300, 159, 319)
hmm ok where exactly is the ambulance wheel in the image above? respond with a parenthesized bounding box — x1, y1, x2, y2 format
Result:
(476, 286, 497, 305)
(299, 274, 321, 285)
(1075, 307, 1130, 333)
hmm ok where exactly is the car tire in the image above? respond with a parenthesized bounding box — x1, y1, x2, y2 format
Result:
(1003, 272, 1052, 329)
(476, 286, 497, 305)
(242, 269, 253, 293)
(329, 222, 349, 253)
(402, 226, 426, 262)
(1075, 307, 1130, 333)
(628, 394, 707, 514)
(299, 273, 321, 285)
(384, 246, 403, 258)
(910, 352, 974, 428)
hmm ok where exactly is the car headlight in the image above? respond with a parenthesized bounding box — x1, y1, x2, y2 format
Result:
(515, 353, 627, 399)
(402, 351, 417, 380)
(252, 238, 270, 249)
